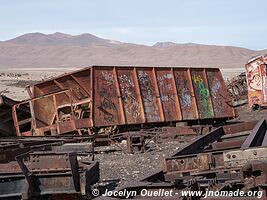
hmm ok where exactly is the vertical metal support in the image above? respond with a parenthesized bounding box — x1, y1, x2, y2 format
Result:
(126, 134, 132, 153)
(25, 86, 33, 98)
(90, 67, 94, 127)
(203, 69, 215, 118)
(152, 68, 165, 122)
(69, 89, 77, 133)
(52, 94, 60, 135)
(29, 100, 37, 134)
(68, 152, 81, 192)
(133, 67, 146, 123)
(113, 67, 126, 125)
(171, 68, 183, 120)
(16, 155, 35, 199)
(12, 105, 21, 136)
(187, 69, 199, 119)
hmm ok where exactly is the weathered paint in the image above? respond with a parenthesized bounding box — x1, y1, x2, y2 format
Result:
(94, 68, 120, 126)
(117, 68, 143, 124)
(14, 66, 236, 136)
(246, 55, 267, 108)
(174, 69, 196, 119)
(191, 69, 214, 119)
(156, 69, 181, 121)
(206, 69, 233, 118)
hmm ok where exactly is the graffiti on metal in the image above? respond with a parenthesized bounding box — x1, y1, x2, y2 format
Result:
(138, 70, 161, 122)
(174, 69, 195, 119)
(191, 70, 213, 118)
(207, 69, 233, 118)
(95, 69, 119, 125)
(246, 55, 267, 107)
(13, 66, 236, 136)
(117, 70, 142, 124)
(156, 70, 178, 121)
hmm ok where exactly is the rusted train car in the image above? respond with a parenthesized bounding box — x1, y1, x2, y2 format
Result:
(246, 55, 267, 108)
(13, 66, 236, 136)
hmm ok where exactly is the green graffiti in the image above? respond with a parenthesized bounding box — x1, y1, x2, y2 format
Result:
(199, 81, 212, 117)
(193, 75, 212, 118)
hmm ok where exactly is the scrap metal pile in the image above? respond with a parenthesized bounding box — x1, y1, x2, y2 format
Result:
(107, 120, 267, 199)
(0, 64, 267, 199)
(0, 137, 99, 199)
(0, 95, 30, 137)
(226, 72, 248, 106)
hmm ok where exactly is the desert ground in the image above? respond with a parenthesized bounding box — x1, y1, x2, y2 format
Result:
(0, 68, 75, 100)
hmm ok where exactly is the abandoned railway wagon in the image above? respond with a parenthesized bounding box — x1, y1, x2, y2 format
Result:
(13, 66, 236, 136)
(246, 54, 267, 108)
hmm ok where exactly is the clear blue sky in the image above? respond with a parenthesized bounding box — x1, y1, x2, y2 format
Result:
(1, 0, 266, 50)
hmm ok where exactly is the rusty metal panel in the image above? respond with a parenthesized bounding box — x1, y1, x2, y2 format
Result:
(173, 68, 197, 120)
(34, 80, 61, 94)
(224, 148, 267, 168)
(93, 67, 121, 126)
(137, 68, 162, 123)
(33, 83, 69, 128)
(191, 69, 214, 119)
(117, 68, 143, 124)
(55, 76, 88, 100)
(206, 68, 234, 118)
(246, 55, 267, 107)
(71, 69, 91, 96)
(155, 68, 182, 121)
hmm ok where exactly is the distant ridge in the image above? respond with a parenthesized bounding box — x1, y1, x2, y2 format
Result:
(6, 32, 121, 47)
(0, 32, 266, 68)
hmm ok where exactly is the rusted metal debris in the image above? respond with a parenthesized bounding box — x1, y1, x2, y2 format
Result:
(100, 120, 267, 199)
(226, 72, 248, 107)
(121, 125, 212, 153)
(1, 66, 253, 199)
(0, 137, 99, 199)
(12, 66, 237, 137)
(0, 95, 30, 136)
(246, 55, 267, 109)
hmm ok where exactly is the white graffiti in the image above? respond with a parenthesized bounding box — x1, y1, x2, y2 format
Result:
(124, 97, 140, 119)
(180, 92, 192, 108)
(137, 70, 148, 79)
(102, 71, 114, 85)
(211, 80, 221, 98)
(119, 74, 140, 119)
(157, 73, 173, 87)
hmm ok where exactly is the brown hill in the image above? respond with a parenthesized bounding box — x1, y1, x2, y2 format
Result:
(0, 32, 265, 68)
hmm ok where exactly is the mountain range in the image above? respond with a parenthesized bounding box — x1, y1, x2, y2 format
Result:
(0, 32, 266, 69)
